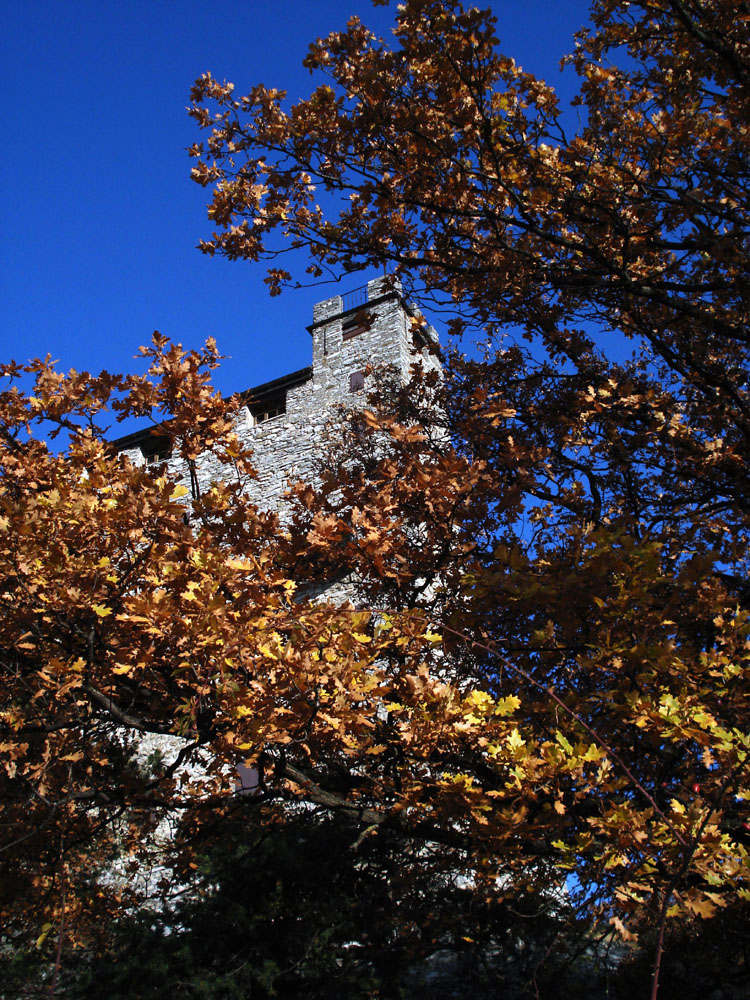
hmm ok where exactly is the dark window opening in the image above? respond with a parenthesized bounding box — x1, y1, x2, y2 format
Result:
(255, 406, 284, 423)
(349, 370, 365, 393)
(144, 434, 173, 467)
(249, 390, 286, 424)
(342, 309, 375, 341)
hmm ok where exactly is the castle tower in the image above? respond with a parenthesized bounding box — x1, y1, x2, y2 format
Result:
(114, 276, 439, 512)
(309, 275, 438, 400)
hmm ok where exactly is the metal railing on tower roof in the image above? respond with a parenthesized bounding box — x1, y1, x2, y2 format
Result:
(340, 282, 370, 313)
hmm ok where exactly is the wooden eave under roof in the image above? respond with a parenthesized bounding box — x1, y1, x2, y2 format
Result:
(109, 365, 312, 454)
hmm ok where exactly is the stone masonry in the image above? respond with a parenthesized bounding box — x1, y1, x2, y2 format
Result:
(113, 276, 440, 512)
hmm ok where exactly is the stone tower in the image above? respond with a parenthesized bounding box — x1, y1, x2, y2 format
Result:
(114, 276, 439, 512)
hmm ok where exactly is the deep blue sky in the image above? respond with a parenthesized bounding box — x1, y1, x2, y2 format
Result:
(3, 0, 592, 402)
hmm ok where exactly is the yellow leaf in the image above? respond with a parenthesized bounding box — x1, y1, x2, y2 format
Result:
(170, 484, 189, 500)
(688, 896, 718, 919)
(36, 923, 53, 949)
(507, 728, 526, 750)
(226, 557, 254, 571)
(495, 694, 521, 716)
(555, 731, 574, 754)
(92, 604, 112, 618)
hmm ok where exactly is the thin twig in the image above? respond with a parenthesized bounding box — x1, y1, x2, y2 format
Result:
(48, 827, 66, 999)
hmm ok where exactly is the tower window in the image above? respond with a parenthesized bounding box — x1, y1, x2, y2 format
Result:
(349, 370, 365, 393)
(342, 310, 374, 341)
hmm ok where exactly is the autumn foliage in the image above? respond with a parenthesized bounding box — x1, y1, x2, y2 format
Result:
(3, 0, 750, 995)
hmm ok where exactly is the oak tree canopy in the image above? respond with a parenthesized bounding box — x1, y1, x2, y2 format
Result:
(2, 2, 749, 996)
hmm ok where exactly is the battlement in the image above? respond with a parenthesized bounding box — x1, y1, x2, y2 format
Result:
(114, 277, 439, 510)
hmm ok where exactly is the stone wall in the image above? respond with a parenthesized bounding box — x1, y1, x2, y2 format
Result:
(117, 276, 440, 515)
